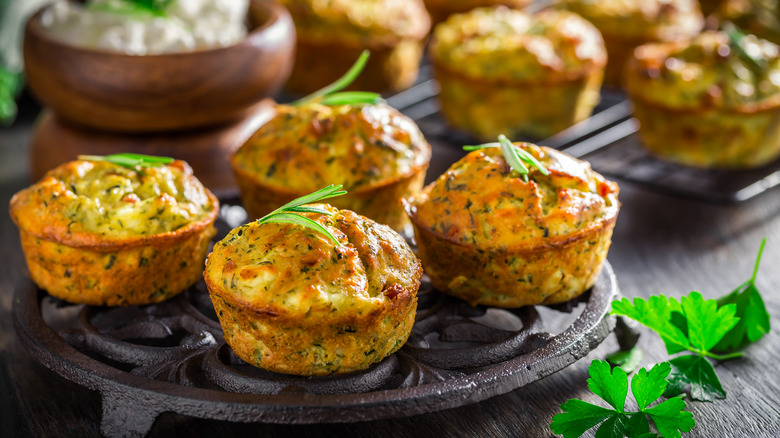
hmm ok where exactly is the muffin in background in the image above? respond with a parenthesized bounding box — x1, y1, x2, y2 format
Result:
(429, 7, 606, 141)
(423, 0, 531, 24)
(405, 140, 619, 308)
(559, 0, 704, 86)
(231, 101, 431, 231)
(626, 30, 780, 169)
(204, 203, 422, 376)
(278, 0, 430, 93)
(712, 0, 780, 45)
(9, 156, 218, 306)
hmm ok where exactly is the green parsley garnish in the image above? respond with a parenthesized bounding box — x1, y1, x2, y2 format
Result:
(258, 185, 347, 247)
(78, 153, 175, 169)
(612, 292, 739, 402)
(87, 0, 175, 18)
(463, 134, 550, 182)
(606, 346, 644, 374)
(611, 240, 771, 402)
(291, 50, 383, 107)
(551, 360, 695, 438)
(713, 238, 770, 352)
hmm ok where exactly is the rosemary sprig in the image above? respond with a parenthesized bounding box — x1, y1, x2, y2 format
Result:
(78, 153, 175, 169)
(463, 134, 550, 182)
(258, 185, 348, 246)
(723, 22, 766, 72)
(87, 0, 175, 18)
(291, 50, 383, 107)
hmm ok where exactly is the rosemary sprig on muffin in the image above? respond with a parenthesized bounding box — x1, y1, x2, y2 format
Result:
(464, 134, 550, 182)
(291, 50, 383, 106)
(723, 22, 766, 71)
(258, 184, 348, 246)
(78, 153, 175, 169)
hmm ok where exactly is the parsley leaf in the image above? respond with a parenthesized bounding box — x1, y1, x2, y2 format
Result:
(551, 361, 695, 438)
(612, 292, 739, 401)
(664, 355, 725, 402)
(607, 346, 644, 374)
(713, 238, 770, 353)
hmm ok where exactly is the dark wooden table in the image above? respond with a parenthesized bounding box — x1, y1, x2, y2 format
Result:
(2, 96, 779, 438)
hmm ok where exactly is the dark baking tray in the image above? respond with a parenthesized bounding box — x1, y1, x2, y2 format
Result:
(388, 78, 780, 203)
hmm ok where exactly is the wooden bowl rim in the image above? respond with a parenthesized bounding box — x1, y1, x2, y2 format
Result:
(25, 0, 290, 60)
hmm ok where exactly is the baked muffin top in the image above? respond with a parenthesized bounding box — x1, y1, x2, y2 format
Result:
(9, 159, 216, 245)
(205, 204, 421, 321)
(408, 143, 619, 250)
(429, 7, 606, 81)
(627, 30, 780, 109)
(232, 102, 431, 193)
(276, 0, 430, 44)
(559, 0, 703, 40)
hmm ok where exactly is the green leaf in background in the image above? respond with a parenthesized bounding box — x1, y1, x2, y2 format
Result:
(0, 66, 22, 124)
(551, 361, 694, 438)
(714, 238, 771, 352)
(78, 152, 174, 169)
(606, 346, 644, 374)
(664, 355, 726, 402)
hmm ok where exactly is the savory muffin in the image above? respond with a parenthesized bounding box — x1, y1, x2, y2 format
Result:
(429, 7, 607, 140)
(423, 0, 532, 24)
(559, 0, 704, 86)
(625, 30, 780, 168)
(278, 0, 430, 93)
(204, 204, 422, 376)
(231, 102, 431, 231)
(404, 141, 619, 308)
(9, 157, 218, 306)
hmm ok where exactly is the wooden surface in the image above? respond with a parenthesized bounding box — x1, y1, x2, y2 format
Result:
(23, 0, 294, 133)
(2, 100, 780, 437)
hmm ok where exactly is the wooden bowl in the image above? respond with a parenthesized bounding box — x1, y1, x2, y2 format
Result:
(23, 0, 295, 133)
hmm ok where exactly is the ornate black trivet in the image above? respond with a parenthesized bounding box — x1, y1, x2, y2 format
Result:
(13, 262, 618, 438)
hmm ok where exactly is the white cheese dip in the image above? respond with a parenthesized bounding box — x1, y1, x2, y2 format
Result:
(40, 0, 249, 55)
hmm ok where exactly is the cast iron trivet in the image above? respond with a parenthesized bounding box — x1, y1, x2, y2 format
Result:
(13, 260, 619, 438)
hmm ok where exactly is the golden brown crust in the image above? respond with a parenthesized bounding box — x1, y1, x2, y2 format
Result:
(9, 159, 219, 305)
(203, 206, 422, 376)
(231, 103, 431, 230)
(423, 0, 532, 24)
(405, 143, 619, 308)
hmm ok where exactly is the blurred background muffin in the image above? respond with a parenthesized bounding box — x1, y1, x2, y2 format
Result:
(423, 0, 532, 24)
(558, 0, 704, 86)
(405, 139, 619, 308)
(231, 100, 431, 231)
(712, 0, 780, 45)
(625, 30, 780, 168)
(277, 0, 430, 93)
(429, 7, 606, 141)
(9, 155, 219, 306)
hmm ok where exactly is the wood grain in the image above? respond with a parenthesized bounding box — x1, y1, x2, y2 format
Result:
(22, 0, 295, 133)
